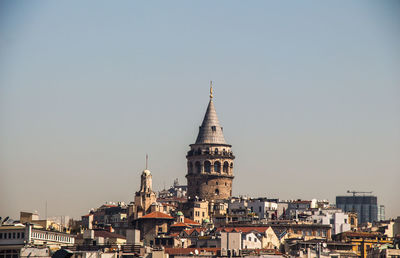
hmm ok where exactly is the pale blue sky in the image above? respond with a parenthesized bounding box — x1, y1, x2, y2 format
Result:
(0, 1, 399, 219)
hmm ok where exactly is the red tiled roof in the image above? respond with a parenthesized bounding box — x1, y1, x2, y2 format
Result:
(184, 218, 200, 225)
(169, 233, 180, 237)
(171, 222, 190, 228)
(140, 211, 174, 219)
(217, 226, 270, 234)
(164, 248, 219, 255)
(183, 228, 206, 236)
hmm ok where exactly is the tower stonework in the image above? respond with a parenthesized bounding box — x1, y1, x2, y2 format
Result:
(134, 169, 156, 219)
(186, 87, 235, 201)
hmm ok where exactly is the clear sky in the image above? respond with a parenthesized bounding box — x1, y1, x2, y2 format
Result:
(0, 1, 399, 220)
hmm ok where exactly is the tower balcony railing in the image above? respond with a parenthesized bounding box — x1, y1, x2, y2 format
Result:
(186, 151, 235, 159)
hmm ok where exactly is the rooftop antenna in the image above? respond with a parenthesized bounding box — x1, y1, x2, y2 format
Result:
(45, 200, 47, 220)
(145, 154, 148, 170)
(210, 81, 213, 99)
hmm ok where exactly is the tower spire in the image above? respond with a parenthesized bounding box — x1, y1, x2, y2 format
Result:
(210, 80, 213, 99)
(145, 154, 148, 170)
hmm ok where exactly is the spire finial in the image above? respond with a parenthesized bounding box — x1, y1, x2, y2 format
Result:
(210, 80, 213, 99)
(145, 154, 148, 170)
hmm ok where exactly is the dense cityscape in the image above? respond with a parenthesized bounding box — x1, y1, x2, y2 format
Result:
(1, 87, 399, 258)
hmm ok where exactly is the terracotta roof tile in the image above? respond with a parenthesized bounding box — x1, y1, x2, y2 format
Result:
(140, 211, 174, 219)
(183, 228, 206, 236)
(171, 222, 190, 228)
(184, 218, 200, 225)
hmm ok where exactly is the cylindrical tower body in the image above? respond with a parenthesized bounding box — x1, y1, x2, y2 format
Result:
(186, 144, 234, 201)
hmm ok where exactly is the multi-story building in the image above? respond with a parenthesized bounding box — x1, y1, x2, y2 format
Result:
(181, 200, 209, 224)
(248, 198, 278, 220)
(333, 231, 392, 258)
(307, 209, 351, 235)
(0, 224, 74, 256)
(336, 195, 378, 224)
(378, 205, 385, 221)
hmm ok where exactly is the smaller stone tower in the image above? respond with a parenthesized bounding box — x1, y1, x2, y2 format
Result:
(134, 162, 156, 219)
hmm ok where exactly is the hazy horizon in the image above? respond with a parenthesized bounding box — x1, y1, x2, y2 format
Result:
(0, 1, 399, 220)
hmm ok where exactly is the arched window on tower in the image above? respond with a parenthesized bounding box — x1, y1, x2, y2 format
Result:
(230, 162, 234, 173)
(195, 161, 201, 173)
(215, 189, 219, 195)
(223, 161, 229, 173)
(188, 162, 193, 174)
(197, 148, 202, 155)
(214, 161, 221, 173)
(204, 161, 211, 173)
(214, 148, 219, 155)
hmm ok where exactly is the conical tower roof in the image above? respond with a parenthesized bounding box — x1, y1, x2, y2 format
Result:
(195, 98, 227, 145)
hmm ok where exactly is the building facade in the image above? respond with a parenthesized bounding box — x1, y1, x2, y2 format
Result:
(186, 85, 235, 201)
(336, 195, 378, 224)
(0, 224, 74, 257)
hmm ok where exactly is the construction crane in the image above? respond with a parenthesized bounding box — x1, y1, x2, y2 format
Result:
(347, 190, 373, 196)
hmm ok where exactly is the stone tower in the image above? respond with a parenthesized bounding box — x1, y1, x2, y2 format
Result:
(134, 168, 156, 219)
(186, 84, 235, 201)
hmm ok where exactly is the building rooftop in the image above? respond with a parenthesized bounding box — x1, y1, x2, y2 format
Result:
(139, 211, 174, 220)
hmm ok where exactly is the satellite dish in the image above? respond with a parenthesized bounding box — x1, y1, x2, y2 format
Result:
(194, 249, 199, 255)
(322, 243, 327, 248)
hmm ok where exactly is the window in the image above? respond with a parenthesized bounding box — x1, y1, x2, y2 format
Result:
(211, 126, 216, 132)
(195, 162, 201, 173)
(249, 237, 252, 241)
(214, 161, 221, 173)
(202, 212, 205, 217)
(214, 148, 218, 154)
(259, 207, 262, 212)
(215, 189, 219, 195)
(0, 233, 2, 239)
(188, 162, 193, 173)
(204, 161, 211, 172)
(17, 233, 20, 239)
(223, 162, 229, 173)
